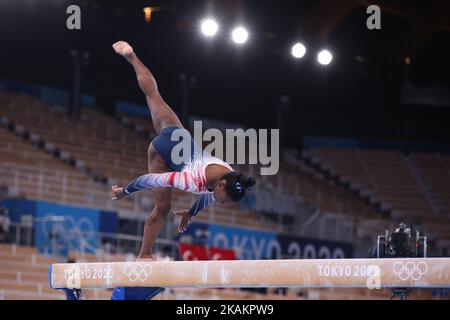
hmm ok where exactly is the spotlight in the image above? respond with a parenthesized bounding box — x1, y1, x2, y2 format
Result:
(231, 26, 249, 44)
(143, 7, 153, 23)
(317, 50, 333, 65)
(291, 43, 306, 59)
(201, 19, 219, 37)
(143, 7, 161, 23)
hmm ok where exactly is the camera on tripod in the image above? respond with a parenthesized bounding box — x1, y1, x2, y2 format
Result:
(371, 222, 428, 300)
(375, 222, 427, 258)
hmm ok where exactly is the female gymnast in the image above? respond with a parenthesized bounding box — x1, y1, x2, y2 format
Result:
(111, 41, 256, 260)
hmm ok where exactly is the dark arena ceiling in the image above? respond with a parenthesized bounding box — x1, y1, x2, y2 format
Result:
(1, 0, 449, 146)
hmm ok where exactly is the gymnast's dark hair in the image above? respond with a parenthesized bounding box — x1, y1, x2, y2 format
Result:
(221, 172, 256, 202)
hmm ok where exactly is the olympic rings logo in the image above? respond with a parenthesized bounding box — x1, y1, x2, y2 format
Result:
(123, 263, 153, 282)
(41, 214, 97, 252)
(393, 261, 428, 281)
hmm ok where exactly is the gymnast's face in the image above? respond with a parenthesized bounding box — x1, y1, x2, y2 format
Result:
(213, 180, 233, 205)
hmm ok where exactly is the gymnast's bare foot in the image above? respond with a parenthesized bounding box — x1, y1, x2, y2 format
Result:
(113, 41, 134, 60)
(136, 254, 155, 262)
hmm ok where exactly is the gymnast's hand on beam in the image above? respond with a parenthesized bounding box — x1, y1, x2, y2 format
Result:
(174, 210, 193, 234)
(111, 185, 126, 201)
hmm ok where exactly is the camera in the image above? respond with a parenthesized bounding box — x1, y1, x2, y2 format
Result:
(375, 222, 427, 258)
(368, 222, 428, 300)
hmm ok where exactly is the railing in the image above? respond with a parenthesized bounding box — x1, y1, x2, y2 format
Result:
(1, 162, 364, 244)
(5, 219, 179, 262)
(7, 215, 268, 261)
(0, 162, 144, 213)
(1, 162, 289, 232)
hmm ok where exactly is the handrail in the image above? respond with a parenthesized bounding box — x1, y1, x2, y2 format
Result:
(6, 220, 179, 261)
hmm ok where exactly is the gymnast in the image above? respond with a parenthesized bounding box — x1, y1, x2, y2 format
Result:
(111, 41, 256, 261)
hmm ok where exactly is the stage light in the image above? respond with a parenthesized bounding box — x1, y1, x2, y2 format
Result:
(201, 19, 219, 37)
(143, 7, 153, 23)
(317, 49, 333, 65)
(291, 43, 306, 59)
(231, 26, 249, 44)
(143, 6, 162, 23)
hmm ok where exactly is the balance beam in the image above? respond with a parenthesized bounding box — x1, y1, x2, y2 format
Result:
(49, 258, 450, 289)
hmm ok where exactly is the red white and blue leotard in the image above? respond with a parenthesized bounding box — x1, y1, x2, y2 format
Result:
(123, 127, 233, 215)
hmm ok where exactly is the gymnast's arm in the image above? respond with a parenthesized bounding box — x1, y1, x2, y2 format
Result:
(111, 171, 199, 200)
(188, 193, 216, 216)
(173, 193, 215, 233)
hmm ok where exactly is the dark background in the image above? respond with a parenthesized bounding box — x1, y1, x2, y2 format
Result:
(1, 0, 449, 147)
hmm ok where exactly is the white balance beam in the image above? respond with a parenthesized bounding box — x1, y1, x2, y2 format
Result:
(49, 258, 450, 289)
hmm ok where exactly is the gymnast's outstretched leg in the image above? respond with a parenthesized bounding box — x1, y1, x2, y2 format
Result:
(113, 41, 181, 260)
(112, 41, 183, 134)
